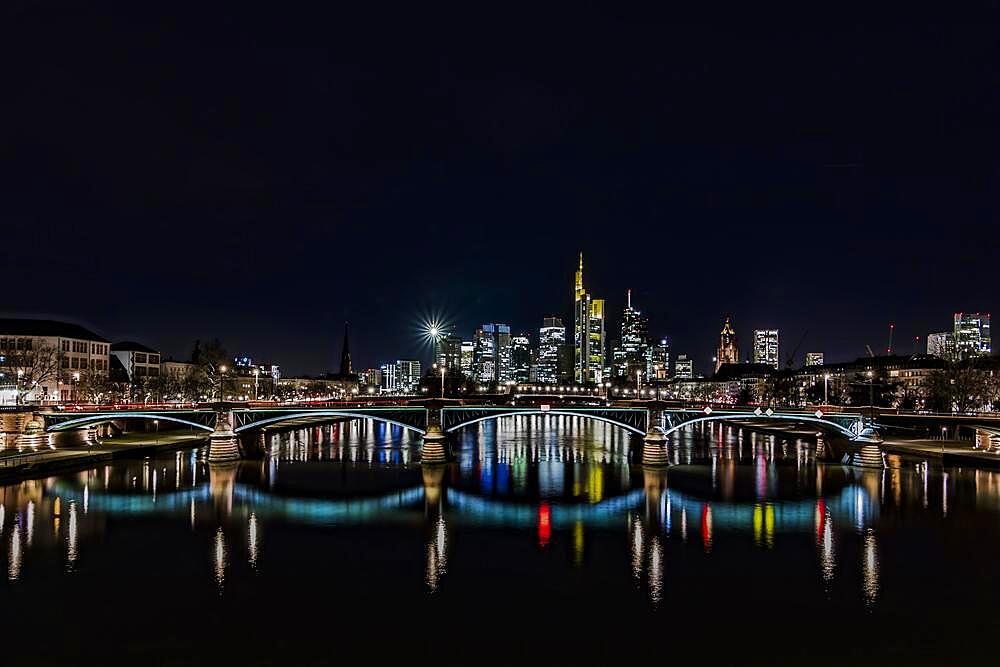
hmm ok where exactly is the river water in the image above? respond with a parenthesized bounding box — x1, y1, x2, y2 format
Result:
(1, 416, 998, 665)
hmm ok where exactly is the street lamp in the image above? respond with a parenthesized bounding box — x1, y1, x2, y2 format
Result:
(440, 365, 446, 398)
(16, 369, 24, 406)
(823, 374, 830, 405)
(217, 365, 227, 407)
(636, 370, 641, 397)
(154, 419, 159, 447)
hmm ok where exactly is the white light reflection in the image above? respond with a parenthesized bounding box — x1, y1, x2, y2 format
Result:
(190, 498, 196, 530)
(213, 527, 227, 593)
(9, 516, 22, 580)
(648, 536, 663, 605)
(67, 501, 78, 570)
(862, 528, 879, 607)
(630, 516, 643, 583)
(820, 512, 835, 589)
(248, 512, 260, 569)
(26, 501, 34, 547)
(425, 514, 447, 593)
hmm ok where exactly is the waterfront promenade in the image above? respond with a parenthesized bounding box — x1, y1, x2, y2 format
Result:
(0, 432, 208, 482)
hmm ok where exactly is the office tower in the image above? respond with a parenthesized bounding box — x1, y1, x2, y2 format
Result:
(473, 323, 511, 383)
(716, 316, 739, 371)
(675, 354, 694, 379)
(339, 322, 352, 376)
(646, 337, 670, 380)
(620, 289, 650, 382)
(434, 332, 463, 372)
(536, 317, 565, 384)
(511, 332, 531, 383)
(753, 329, 780, 368)
(953, 312, 992, 360)
(460, 340, 474, 378)
(379, 362, 398, 392)
(804, 352, 824, 367)
(397, 359, 421, 392)
(574, 253, 606, 383)
(926, 331, 954, 360)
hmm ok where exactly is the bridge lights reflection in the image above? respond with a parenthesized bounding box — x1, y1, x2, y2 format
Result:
(248, 512, 260, 569)
(862, 528, 879, 607)
(213, 527, 227, 594)
(9, 514, 22, 580)
(425, 514, 448, 593)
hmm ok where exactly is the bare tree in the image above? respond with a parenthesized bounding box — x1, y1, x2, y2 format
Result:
(0, 342, 62, 404)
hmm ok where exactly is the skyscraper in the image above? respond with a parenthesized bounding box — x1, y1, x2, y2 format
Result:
(574, 253, 606, 384)
(460, 340, 474, 378)
(511, 333, 531, 383)
(926, 331, 955, 360)
(716, 316, 739, 372)
(752, 329, 779, 368)
(804, 352, 824, 367)
(435, 332, 463, 372)
(473, 323, 512, 384)
(953, 312, 991, 360)
(675, 354, 694, 379)
(620, 289, 649, 382)
(397, 359, 421, 392)
(379, 362, 398, 392)
(646, 337, 670, 380)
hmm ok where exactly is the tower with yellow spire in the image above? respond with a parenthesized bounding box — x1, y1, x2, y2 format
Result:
(716, 315, 739, 372)
(574, 253, 606, 384)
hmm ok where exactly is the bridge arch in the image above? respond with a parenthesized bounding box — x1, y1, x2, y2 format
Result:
(444, 410, 646, 436)
(662, 413, 859, 440)
(46, 413, 215, 433)
(232, 411, 427, 435)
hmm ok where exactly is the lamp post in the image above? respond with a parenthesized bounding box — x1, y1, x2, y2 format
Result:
(16, 369, 24, 406)
(823, 374, 830, 405)
(440, 365, 445, 398)
(72, 372, 80, 404)
(941, 426, 947, 458)
(217, 365, 227, 408)
(636, 370, 641, 398)
(867, 370, 875, 424)
(154, 419, 159, 447)
(253, 367, 260, 401)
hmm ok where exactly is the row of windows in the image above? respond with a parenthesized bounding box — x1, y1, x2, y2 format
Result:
(0, 338, 33, 351)
(134, 352, 160, 364)
(135, 366, 160, 377)
(60, 357, 109, 371)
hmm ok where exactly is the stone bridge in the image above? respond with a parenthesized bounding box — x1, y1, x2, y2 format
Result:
(29, 399, 886, 468)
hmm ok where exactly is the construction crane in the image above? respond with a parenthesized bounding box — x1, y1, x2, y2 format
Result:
(886, 323, 895, 355)
(784, 330, 808, 369)
(865, 344, 876, 358)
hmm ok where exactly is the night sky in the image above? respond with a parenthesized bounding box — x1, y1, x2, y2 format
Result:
(3, 6, 998, 375)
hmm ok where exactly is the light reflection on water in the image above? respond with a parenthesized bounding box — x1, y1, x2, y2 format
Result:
(1, 416, 1000, 660)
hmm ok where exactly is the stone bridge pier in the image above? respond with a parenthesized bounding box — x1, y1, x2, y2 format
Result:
(641, 404, 668, 466)
(420, 402, 449, 464)
(207, 411, 241, 463)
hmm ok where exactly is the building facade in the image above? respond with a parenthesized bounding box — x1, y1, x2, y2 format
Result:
(537, 317, 566, 384)
(675, 354, 694, 379)
(397, 359, 421, 392)
(804, 352, 824, 367)
(619, 289, 649, 382)
(954, 312, 991, 360)
(752, 329, 780, 369)
(0, 319, 110, 403)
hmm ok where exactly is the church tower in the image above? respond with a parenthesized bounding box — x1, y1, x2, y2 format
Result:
(716, 316, 739, 372)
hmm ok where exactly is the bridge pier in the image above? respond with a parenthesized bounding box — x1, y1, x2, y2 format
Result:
(641, 406, 669, 466)
(207, 411, 241, 463)
(420, 403, 450, 464)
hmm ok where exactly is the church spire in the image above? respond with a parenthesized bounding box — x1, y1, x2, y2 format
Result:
(339, 322, 352, 376)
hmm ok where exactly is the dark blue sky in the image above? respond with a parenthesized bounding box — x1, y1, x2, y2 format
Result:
(2, 5, 997, 374)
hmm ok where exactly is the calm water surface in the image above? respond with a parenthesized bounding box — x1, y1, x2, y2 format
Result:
(2, 417, 999, 665)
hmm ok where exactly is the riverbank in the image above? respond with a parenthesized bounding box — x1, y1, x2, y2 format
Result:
(0, 432, 208, 483)
(881, 437, 1000, 468)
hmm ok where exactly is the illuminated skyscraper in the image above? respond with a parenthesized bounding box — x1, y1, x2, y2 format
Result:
(573, 253, 606, 384)
(716, 316, 739, 372)
(379, 362, 398, 392)
(804, 352, 824, 367)
(953, 312, 991, 360)
(675, 354, 694, 379)
(460, 340, 474, 378)
(752, 329, 779, 369)
(646, 337, 670, 380)
(620, 289, 649, 382)
(397, 359, 421, 392)
(473, 323, 511, 384)
(537, 317, 565, 384)
(434, 331, 463, 372)
(511, 333, 531, 383)
(926, 331, 954, 360)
